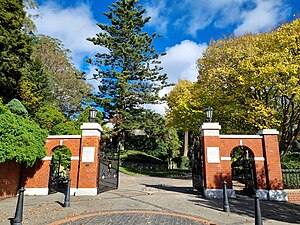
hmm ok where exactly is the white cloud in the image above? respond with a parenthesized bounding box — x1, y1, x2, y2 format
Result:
(234, 0, 289, 36)
(30, 1, 104, 68)
(145, 1, 168, 34)
(146, 40, 207, 115)
(161, 40, 207, 83)
(145, 0, 290, 37)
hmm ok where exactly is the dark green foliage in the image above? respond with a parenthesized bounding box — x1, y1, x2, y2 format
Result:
(0, 104, 48, 167)
(290, 140, 300, 153)
(281, 151, 300, 169)
(34, 105, 66, 134)
(88, 0, 171, 145)
(0, 0, 32, 102)
(52, 122, 79, 135)
(20, 58, 52, 114)
(281, 141, 300, 169)
(120, 150, 164, 164)
(52, 146, 72, 170)
(6, 98, 28, 116)
(34, 104, 83, 135)
(125, 110, 181, 159)
(179, 156, 190, 169)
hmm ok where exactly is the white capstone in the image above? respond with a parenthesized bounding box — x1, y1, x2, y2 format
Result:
(81, 123, 103, 137)
(47, 135, 81, 139)
(257, 129, 279, 135)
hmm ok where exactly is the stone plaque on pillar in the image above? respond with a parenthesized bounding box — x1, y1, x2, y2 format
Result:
(82, 147, 95, 162)
(207, 147, 220, 163)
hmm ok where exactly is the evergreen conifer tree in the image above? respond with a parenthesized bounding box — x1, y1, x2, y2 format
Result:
(88, 0, 171, 149)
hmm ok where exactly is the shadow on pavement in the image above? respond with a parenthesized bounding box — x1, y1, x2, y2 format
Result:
(142, 184, 197, 195)
(192, 194, 300, 224)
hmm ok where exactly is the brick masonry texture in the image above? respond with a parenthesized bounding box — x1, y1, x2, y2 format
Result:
(202, 132, 284, 192)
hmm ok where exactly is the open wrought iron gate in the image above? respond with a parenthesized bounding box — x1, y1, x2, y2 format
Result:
(48, 156, 68, 194)
(97, 142, 120, 193)
(192, 142, 204, 194)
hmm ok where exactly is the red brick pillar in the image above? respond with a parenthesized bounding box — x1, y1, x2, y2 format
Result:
(258, 129, 287, 201)
(201, 123, 235, 198)
(75, 123, 102, 196)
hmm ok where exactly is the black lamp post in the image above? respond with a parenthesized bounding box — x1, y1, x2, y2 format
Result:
(89, 107, 97, 122)
(205, 106, 213, 122)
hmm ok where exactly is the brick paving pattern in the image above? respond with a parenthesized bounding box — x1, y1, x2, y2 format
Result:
(55, 211, 211, 225)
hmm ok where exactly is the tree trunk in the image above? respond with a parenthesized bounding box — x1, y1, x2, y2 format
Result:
(183, 131, 189, 157)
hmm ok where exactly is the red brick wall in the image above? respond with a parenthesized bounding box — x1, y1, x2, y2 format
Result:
(262, 135, 283, 190)
(0, 161, 21, 199)
(286, 190, 300, 203)
(44, 137, 81, 189)
(202, 130, 284, 192)
(77, 136, 100, 189)
(22, 160, 50, 189)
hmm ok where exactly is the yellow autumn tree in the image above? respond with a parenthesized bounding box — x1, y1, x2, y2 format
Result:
(197, 19, 300, 154)
(166, 80, 205, 156)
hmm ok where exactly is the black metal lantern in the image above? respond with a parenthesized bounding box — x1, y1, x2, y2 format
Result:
(89, 107, 97, 122)
(205, 106, 213, 122)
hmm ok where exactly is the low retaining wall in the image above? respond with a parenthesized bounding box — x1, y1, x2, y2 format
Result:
(0, 161, 21, 199)
(286, 189, 300, 204)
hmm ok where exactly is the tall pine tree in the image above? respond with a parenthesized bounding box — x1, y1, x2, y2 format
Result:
(88, 0, 171, 149)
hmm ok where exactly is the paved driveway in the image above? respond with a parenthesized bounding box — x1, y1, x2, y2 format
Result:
(0, 173, 299, 225)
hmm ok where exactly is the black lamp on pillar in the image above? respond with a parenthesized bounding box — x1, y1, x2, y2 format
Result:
(89, 106, 97, 122)
(205, 106, 213, 122)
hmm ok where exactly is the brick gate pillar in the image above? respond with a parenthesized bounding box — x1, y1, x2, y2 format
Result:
(257, 129, 287, 201)
(201, 123, 235, 198)
(75, 123, 102, 196)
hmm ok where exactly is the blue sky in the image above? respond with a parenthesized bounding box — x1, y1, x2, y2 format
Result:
(31, 0, 300, 114)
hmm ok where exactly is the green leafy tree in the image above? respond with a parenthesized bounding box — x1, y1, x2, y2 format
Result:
(0, 103, 48, 167)
(0, 0, 32, 102)
(166, 80, 205, 156)
(52, 146, 72, 171)
(87, 0, 171, 149)
(52, 122, 79, 135)
(34, 104, 67, 134)
(125, 110, 181, 160)
(20, 58, 52, 115)
(32, 35, 93, 118)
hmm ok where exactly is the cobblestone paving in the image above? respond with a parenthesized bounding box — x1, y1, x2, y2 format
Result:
(56, 211, 211, 225)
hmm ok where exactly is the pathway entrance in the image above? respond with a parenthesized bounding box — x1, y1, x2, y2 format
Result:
(193, 122, 287, 201)
(1, 173, 299, 225)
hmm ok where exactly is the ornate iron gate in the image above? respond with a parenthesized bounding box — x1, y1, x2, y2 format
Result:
(192, 140, 204, 194)
(97, 141, 120, 193)
(48, 156, 68, 194)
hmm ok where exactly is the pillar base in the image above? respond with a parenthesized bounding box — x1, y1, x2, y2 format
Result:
(74, 188, 97, 196)
(204, 188, 236, 199)
(256, 189, 288, 201)
(23, 188, 48, 195)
